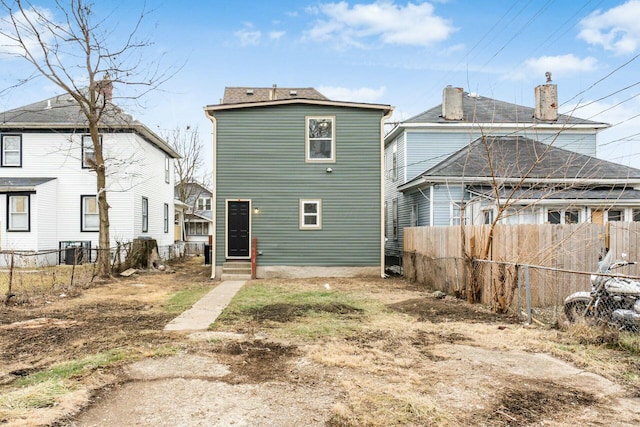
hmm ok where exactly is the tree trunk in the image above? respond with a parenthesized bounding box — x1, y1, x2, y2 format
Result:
(91, 124, 111, 278)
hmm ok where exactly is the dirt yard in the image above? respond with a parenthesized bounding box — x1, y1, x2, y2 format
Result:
(2, 258, 640, 426)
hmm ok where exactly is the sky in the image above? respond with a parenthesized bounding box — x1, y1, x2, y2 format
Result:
(1, 0, 640, 172)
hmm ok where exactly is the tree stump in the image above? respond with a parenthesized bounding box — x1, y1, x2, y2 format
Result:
(125, 238, 160, 270)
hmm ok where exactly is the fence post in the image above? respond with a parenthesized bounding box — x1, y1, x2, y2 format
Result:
(7, 252, 14, 301)
(516, 264, 521, 321)
(524, 265, 532, 325)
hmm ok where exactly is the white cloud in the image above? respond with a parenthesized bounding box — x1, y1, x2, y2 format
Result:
(504, 54, 597, 81)
(0, 6, 59, 59)
(317, 85, 386, 102)
(305, 1, 455, 48)
(578, 0, 640, 55)
(576, 97, 640, 166)
(269, 31, 286, 40)
(235, 23, 262, 46)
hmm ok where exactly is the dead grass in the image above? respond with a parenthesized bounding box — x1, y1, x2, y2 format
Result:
(3, 263, 640, 426)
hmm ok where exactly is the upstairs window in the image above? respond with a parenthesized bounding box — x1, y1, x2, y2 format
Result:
(82, 135, 97, 168)
(2, 135, 22, 167)
(8, 194, 29, 231)
(300, 199, 322, 230)
(81, 195, 99, 231)
(306, 117, 335, 162)
(197, 197, 212, 211)
(165, 156, 170, 183)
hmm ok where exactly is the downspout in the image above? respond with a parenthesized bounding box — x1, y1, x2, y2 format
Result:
(430, 185, 434, 226)
(204, 109, 217, 279)
(380, 107, 394, 278)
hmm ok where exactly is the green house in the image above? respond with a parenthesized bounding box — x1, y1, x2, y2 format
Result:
(204, 86, 393, 279)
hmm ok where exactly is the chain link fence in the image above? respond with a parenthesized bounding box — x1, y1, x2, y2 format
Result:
(0, 242, 189, 304)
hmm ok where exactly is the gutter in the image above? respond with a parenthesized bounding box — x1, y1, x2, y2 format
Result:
(380, 106, 394, 278)
(399, 177, 640, 193)
(204, 109, 218, 280)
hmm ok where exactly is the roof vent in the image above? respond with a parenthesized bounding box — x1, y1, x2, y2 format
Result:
(290, 90, 297, 96)
(246, 89, 254, 95)
(45, 99, 51, 110)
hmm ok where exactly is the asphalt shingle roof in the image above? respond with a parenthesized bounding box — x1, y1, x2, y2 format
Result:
(405, 92, 605, 125)
(0, 91, 179, 158)
(0, 177, 56, 190)
(421, 136, 640, 180)
(222, 87, 328, 104)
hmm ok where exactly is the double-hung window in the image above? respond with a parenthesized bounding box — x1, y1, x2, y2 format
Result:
(82, 135, 97, 168)
(306, 117, 335, 162)
(300, 199, 322, 230)
(2, 135, 22, 167)
(142, 197, 149, 232)
(8, 194, 29, 231)
(164, 156, 170, 183)
(197, 197, 211, 211)
(81, 195, 99, 231)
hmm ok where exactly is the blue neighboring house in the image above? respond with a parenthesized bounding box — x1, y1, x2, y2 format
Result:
(382, 80, 635, 263)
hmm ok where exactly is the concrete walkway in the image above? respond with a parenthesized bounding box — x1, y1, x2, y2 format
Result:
(164, 280, 247, 332)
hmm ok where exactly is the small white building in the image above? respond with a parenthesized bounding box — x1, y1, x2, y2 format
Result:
(0, 87, 180, 264)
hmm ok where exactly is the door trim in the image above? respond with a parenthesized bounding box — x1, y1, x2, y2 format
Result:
(225, 199, 252, 259)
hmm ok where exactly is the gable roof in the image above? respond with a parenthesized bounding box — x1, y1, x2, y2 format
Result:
(222, 87, 328, 104)
(0, 92, 180, 158)
(400, 136, 640, 191)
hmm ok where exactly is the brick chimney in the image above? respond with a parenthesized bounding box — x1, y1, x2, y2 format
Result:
(442, 86, 464, 120)
(534, 72, 558, 121)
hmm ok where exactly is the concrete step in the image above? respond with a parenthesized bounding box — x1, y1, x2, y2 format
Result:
(222, 261, 251, 281)
(221, 273, 252, 281)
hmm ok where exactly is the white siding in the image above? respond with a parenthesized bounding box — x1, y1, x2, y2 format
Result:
(35, 179, 58, 250)
(0, 131, 175, 252)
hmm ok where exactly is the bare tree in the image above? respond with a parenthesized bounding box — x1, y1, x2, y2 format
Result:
(0, 0, 171, 276)
(167, 125, 210, 209)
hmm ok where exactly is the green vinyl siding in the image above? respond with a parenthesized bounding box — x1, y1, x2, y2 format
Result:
(214, 104, 384, 267)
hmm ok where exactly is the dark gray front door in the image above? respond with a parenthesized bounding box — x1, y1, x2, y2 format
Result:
(227, 201, 250, 258)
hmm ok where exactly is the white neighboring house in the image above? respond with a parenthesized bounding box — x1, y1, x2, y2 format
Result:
(175, 181, 213, 249)
(0, 88, 180, 264)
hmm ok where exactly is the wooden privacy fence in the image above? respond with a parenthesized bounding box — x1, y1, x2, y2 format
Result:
(403, 223, 640, 316)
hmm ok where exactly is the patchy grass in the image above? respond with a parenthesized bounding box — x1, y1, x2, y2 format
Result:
(15, 351, 127, 387)
(162, 284, 214, 314)
(213, 281, 386, 339)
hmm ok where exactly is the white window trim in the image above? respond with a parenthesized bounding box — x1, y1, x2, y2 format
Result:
(142, 197, 149, 232)
(2, 135, 22, 167)
(164, 156, 170, 184)
(82, 135, 97, 169)
(197, 197, 212, 211)
(164, 203, 169, 233)
(81, 195, 99, 232)
(392, 143, 398, 182)
(305, 116, 336, 163)
(8, 194, 29, 231)
(300, 199, 322, 230)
